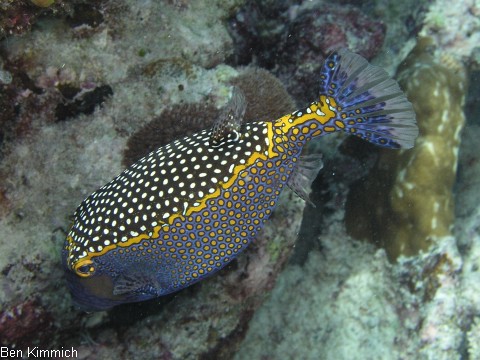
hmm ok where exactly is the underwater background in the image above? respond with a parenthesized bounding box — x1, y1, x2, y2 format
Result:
(0, 0, 479, 359)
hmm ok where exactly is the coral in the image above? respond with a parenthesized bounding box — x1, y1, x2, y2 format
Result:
(2, 0, 477, 356)
(123, 66, 295, 167)
(0, 0, 311, 355)
(0, 0, 208, 346)
(55, 84, 113, 121)
(236, 222, 420, 359)
(227, 0, 293, 66)
(0, 68, 12, 85)
(345, 38, 466, 260)
(66, 3, 104, 29)
(30, 0, 55, 8)
(123, 102, 219, 167)
(238, 190, 471, 360)
(0, 55, 46, 155)
(420, 0, 480, 63)
(0, 298, 54, 347)
(0, 1, 109, 39)
(229, 67, 295, 122)
(275, 3, 386, 103)
(228, 2, 386, 104)
(409, 237, 464, 359)
(468, 317, 480, 359)
(456, 125, 480, 218)
(279, 4, 386, 62)
(0, 3, 38, 38)
(0, 58, 101, 153)
(0, 0, 74, 39)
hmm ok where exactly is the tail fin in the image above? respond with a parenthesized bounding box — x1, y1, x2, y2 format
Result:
(320, 49, 418, 149)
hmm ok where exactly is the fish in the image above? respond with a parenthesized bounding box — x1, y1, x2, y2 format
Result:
(62, 49, 418, 311)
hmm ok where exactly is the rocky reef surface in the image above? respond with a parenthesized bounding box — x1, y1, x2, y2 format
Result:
(237, 0, 480, 359)
(0, 0, 479, 359)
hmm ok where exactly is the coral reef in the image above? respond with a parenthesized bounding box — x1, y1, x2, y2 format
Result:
(238, 0, 480, 358)
(1, 2, 42, 38)
(55, 84, 113, 121)
(236, 223, 469, 359)
(345, 38, 466, 260)
(124, 66, 295, 167)
(468, 318, 480, 359)
(236, 221, 421, 359)
(275, 3, 386, 103)
(123, 102, 220, 167)
(237, 97, 480, 360)
(0, 0, 479, 357)
(455, 125, 480, 360)
(0, 299, 54, 347)
(420, 0, 480, 64)
(229, 67, 295, 122)
(0, 0, 72, 39)
(30, 0, 55, 8)
(228, 1, 387, 104)
(0, 0, 308, 354)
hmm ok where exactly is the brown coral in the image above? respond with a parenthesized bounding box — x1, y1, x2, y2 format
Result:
(123, 67, 295, 166)
(345, 38, 466, 261)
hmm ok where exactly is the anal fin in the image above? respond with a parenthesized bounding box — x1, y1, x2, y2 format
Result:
(287, 153, 323, 206)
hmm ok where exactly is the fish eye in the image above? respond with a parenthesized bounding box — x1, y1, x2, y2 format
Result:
(74, 259, 96, 277)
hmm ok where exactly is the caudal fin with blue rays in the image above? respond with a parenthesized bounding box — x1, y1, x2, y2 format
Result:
(319, 49, 418, 149)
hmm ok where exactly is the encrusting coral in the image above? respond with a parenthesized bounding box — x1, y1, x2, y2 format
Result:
(345, 37, 466, 261)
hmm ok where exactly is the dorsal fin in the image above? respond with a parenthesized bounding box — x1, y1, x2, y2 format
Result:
(210, 87, 246, 147)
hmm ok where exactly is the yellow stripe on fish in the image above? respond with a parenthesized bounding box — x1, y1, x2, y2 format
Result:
(62, 49, 418, 311)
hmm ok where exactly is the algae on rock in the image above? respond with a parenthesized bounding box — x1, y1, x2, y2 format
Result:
(345, 38, 466, 261)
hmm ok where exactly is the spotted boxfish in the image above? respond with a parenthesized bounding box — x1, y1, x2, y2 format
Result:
(62, 49, 418, 311)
